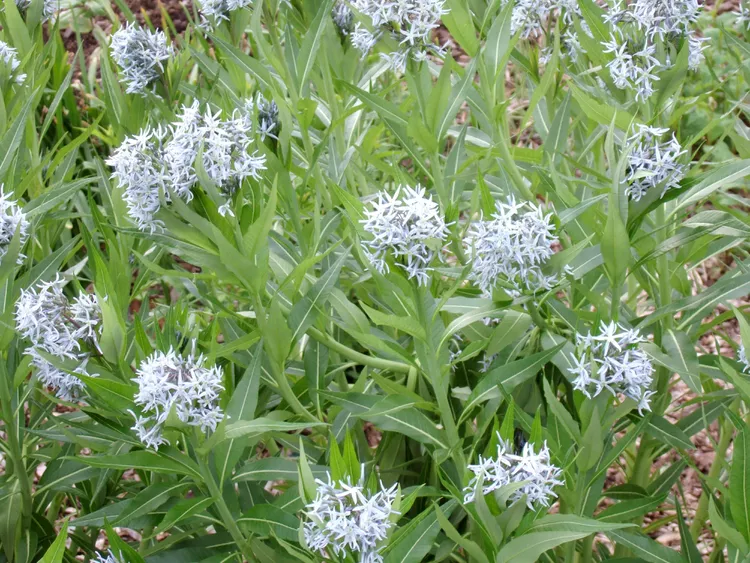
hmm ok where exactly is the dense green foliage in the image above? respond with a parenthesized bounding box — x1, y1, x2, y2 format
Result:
(1, 0, 750, 561)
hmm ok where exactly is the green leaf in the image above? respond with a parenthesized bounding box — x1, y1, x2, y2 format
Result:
(606, 530, 683, 563)
(542, 378, 581, 443)
(483, 0, 516, 80)
(0, 481, 21, 560)
(265, 299, 293, 372)
(339, 81, 409, 127)
(662, 330, 701, 393)
(296, 0, 335, 93)
(154, 496, 215, 536)
(238, 504, 300, 541)
(437, 58, 478, 142)
(601, 199, 630, 286)
(211, 35, 275, 92)
(496, 530, 591, 562)
(731, 419, 750, 543)
(234, 457, 328, 483)
(289, 249, 348, 341)
(642, 415, 694, 451)
(545, 92, 572, 165)
(78, 450, 201, 479)
(304, 338, 329, 413)
(442, 0, 480, 56)
(114, 483, 188, 527)
(676, 503, 703, 563)
(104, 521, 146, 563)
(597, 496, 667, 523)
(361, 402, 449, 450)
(655, 44, 689, 109)
(570, 85, 637, 130)
(384, 504, 442, 563)
(523, 514, 635, 534)
(709, 497, 749, 552)
(487, 311, 532, 356)
(0, 90, 35, 181)
(577, 406, 603, 472)
(216, 346, 264, 482)
(24, 178, 97, 217)
(435, 504, 490, 563)
(439, 302, 504, 352)
(676, 160, 750, 212)
(362, 304, 427, 340)
(39, 519, 68, 563)
(223, 418, 326, 441)
(461, 344, 564, 419)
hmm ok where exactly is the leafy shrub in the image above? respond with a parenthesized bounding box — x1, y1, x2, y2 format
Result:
(1, 0, 750, 562)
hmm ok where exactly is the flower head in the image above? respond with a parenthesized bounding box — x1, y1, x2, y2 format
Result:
(246, 93, 280, 141)
(361, 185, 450, 285)
(93, 551, 125, 563)
(14, 0, 57, 21)
(568, 321, 655, 413)
(164, 101, 267, 216)
(107, 125, 171, 232)
(601, 0, 705, 99)
(468, 197, 558, 296)
(198, 0, 252, 27)
(131, 347, 224, 449)
(0, 41, 27, 84)
(333, 1, 355, 35)
(739, 344, 749, 373)
(0, 186, 30, 264)
(350, 0, 449, 72)
(15, 275, 101, 400)
(108, 101, 267, 229)
(464, 435, 564, 508)
(625, 125, 686, 201)
(110, 24, 173, 95)
(304, 472, 399, 563)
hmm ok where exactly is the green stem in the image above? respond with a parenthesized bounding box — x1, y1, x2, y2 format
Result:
(630, 437, 653, 488)
(413, 284, 465, 468)
(252, 295, 317, 422)
(307, 326, 412, 373)
(495, 131, 534, 201)
(689, 399, 738, 539)
(578, 535, 594, 563)
(0, 385, 32, 528)
(198, 456, 256, 563)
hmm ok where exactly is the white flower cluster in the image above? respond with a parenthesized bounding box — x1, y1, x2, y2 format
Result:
(350, 0, 449, 72)
(93, 551, 125, 563)
(0, 41, 27, 85)
(0, 186, 30, 264)
(130, 348, 224, 449)
(361, 185, 450, 286)
(107, 101, 266, 231)
(468, 197, 558, 297)
(602, 0, 706, 100)
(463, 436, 564, 508)
(333, 1, 354, 35)
(739, 344, 749, 373)
(15, 275, 101, 401)
(625, 125, 686, 201)
(500, 0, 587, 64)
(304, 473, 399, 563)
(14, 0, 57, 21)
(254, 94, 279, 141)
(738, 5, 750, 30)
(568, 321, 655, 413)
(110, 24, 173, 96)
(198, 0, 252, 27)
